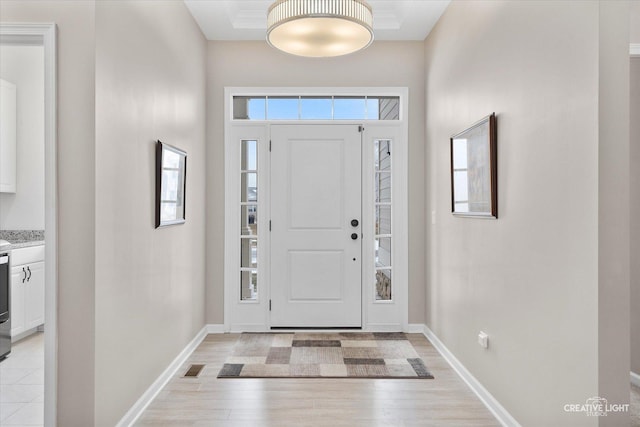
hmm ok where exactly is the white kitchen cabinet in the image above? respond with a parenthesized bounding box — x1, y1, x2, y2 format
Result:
(10, 245, 44, 338)
(10, 267, 25, 335)
(24, 261, 44, 329)
(0, 78, 17, 193)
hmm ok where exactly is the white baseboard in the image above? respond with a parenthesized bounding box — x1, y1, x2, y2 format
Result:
(237, 327, 404, 333)
(229, 324, 269, 333)
(422, 325, 521, 427)
(116, 325, 209, 427)
(11, 326, 42, 343)
(631, 43, 640, 57)
(364, 323, 403, 332)
(407, 323, 425, 333)
(631, 371, 640, 388)
(206, 324, 225, 334)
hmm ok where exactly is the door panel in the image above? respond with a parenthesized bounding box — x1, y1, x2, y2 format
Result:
(10, 268, 25, 335)
(25, 261, 44, 329)
(288, 140, 344, 230)
(270, 124, 361, 327)
(289, 251, 344, 301)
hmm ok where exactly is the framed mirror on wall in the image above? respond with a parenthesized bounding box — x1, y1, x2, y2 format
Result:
(450, 113, 497, 219)
(155, 140, 187, 228)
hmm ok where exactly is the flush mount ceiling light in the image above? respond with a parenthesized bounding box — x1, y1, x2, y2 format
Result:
(267, 0, 374, 58)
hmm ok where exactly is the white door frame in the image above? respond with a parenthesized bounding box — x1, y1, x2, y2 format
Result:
(0, 23, 57, 426)
(224, 87, 408, 332)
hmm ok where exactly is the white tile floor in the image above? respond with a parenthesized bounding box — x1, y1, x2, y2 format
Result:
(0, 332, 44, 426)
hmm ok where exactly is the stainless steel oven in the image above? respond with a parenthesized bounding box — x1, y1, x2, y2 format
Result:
(0, 252, 10, 360)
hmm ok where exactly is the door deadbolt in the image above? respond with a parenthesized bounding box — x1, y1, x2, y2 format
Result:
(351, 233, 358, 240)
(351, 219, 359, 227)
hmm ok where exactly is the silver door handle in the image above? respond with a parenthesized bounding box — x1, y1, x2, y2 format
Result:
(22, 267, 26, 283)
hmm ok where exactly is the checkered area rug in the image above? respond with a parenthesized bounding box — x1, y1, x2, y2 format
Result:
(217, 332, 434, 379)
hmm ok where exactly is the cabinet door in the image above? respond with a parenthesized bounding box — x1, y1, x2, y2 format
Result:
(24, 261, 44, 330)
(0, 79, 17, 193)
(10, 266, 26, 335)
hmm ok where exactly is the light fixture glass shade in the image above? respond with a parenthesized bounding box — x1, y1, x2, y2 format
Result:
(267, 0, 374, 58)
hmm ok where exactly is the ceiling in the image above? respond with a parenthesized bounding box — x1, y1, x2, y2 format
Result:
(184, 0, 451, 41)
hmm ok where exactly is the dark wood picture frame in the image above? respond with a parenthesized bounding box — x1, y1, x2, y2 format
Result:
(155, 140, 187, 228)
(450, 113, 497, 218)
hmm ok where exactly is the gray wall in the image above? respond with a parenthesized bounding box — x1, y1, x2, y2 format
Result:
(0, 1, 207, 425)
(0, 45, 45, 230)
(631, 57, 640, 376)
(0, 1, 633, 425)
(0, 2, 97, 425)
(631, 0, 640, 381)
(597, 3, 630, 425)
(94, 1, 206, 425)
(632, 1, 640, 44)
(424, 1, 628, 425)
(205, 41, 427, 324)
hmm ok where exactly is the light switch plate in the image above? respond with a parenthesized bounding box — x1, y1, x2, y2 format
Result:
(478, 331, 489, 349)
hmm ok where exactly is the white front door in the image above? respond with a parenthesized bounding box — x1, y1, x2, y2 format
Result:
(270, 124, 362, 327)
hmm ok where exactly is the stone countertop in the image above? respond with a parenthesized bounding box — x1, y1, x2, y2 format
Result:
(0, 240, 45, 252)
(0, 230, 45, 252)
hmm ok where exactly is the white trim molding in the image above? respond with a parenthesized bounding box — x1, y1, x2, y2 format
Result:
(407, 323, 425, 334)
(364, 323, 404, 332)
(0, 22, 58, 427)
(630, 43, 640, 57)
(116, 326, 209, 427)
(422, 325, 521, 427)
(224, 87, 409, 333)
(206, 324, 225, 334)
(631, 371, 640, 388)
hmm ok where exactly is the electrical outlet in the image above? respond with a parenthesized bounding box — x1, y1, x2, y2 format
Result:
(478, 331, 489, 349)
(431, 210, 436, 225)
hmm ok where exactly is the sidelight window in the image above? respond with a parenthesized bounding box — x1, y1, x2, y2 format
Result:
(374, 139, 392, 301)
(240, 140, 258, 301)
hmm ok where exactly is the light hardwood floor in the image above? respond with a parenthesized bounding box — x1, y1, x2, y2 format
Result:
(135, 333, 500, 426)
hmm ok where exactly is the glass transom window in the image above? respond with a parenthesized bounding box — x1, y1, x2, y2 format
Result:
(233, 96, 400, 121)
